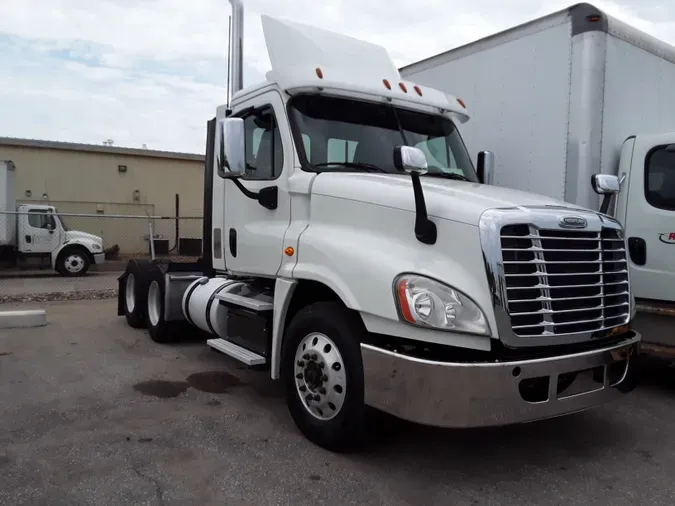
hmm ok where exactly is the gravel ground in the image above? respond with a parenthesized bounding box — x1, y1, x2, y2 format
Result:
(0, 272, 120, 303)
(1, 299, 675, 505)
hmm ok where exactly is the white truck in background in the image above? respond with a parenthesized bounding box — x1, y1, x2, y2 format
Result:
(117, 0, 640, 453)
(1, 160, 105, 276)
(400, 2, 675, 357)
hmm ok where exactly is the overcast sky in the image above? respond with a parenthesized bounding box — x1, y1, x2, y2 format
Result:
(1, 0, 673, 154)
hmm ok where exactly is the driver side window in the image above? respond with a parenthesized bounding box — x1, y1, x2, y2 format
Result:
(645, 146, 675, 211)
(243, 106, 284, 180)
(27, 209, 55, 230)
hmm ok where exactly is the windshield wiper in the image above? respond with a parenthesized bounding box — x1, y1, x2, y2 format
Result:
(312, 161, 389, 173)
(423, 172, 471, 182)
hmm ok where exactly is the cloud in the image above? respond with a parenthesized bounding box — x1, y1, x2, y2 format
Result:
(1, 0, 674, 153)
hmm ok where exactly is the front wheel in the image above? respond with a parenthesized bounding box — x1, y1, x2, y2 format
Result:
(281, 301, 367, 453)
(56, 248, 90, 277)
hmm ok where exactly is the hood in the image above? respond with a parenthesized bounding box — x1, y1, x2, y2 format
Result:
(65, 230, 102, 244)
(310, 173, 587, 226)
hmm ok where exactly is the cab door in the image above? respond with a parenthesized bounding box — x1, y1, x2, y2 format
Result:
(17, 207, 60, 254)
(222, 90, 292, 277)
(621, 133, 675, 302)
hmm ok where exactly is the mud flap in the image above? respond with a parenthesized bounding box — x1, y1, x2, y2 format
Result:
(117, 271, 128, 316)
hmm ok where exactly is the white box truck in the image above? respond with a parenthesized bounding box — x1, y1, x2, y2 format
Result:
(1, 160, 105, 276)
(400, 2, 675, 356)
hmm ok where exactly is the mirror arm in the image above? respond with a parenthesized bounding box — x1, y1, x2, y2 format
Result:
(226, 176, 278, 210)
(229, 176, 257, 199)
(410, 172, 437, 245)
(599, 194, 612, 215)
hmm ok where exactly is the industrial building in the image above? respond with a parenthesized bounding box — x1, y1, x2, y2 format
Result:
(0, 137, 205, 255)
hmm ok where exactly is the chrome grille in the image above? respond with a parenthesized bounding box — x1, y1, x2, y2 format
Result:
(500, 224, 630, 337)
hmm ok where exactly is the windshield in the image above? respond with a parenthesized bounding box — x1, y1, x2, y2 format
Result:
(54, 209, 69, 231)
(288, 94, 478, 182)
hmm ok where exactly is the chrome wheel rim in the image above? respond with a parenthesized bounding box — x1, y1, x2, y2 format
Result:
(125, 273, 135, 313)
(65, 254, 85, 273)
(294, 332, 346, 421)
(148, 281, 161, 327)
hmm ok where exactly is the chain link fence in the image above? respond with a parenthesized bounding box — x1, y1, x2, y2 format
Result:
(0, 210, 203, 303)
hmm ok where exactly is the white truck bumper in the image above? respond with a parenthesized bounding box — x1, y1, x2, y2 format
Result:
(93, 253, 105, 264)
(361, 331, 640, 428)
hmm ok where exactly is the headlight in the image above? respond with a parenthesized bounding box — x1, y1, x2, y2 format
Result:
(394, 274, 490, 335)
(91, 243, 102, 251)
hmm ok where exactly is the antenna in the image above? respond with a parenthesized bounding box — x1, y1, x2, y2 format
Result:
(226, 15, 232, 111)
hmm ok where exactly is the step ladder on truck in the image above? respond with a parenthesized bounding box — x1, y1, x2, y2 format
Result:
(117, 0, 641, 452)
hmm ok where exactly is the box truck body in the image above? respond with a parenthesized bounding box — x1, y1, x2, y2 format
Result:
(400, 2, 675, 211)
(0, 160, 17, 246)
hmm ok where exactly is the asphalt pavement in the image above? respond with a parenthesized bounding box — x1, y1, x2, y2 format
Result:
(1, 299, 675, 505)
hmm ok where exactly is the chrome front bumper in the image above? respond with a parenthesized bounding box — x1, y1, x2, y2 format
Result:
(93, 253, 105, 264)
(361, 332, 640, 428)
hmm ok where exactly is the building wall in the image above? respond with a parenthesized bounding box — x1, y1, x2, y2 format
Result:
(0, 143, 204, 254)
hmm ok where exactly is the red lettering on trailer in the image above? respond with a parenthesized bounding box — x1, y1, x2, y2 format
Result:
(659, 233, 675, 244)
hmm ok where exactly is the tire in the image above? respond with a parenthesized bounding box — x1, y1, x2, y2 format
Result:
(145, 267, 178, 344)
(281, 301, 367, 453)
(56, 247, 91, 277)
(123, 259, 153, 328)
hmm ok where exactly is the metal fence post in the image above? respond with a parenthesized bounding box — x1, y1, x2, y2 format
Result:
(148, 218, 155, 260)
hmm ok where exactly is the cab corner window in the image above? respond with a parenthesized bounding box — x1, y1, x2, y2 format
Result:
(244, 107, 284, 180)
(645, 145, 675, 211)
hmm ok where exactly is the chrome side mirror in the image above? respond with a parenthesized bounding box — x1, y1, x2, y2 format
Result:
(592, 173, 621, 214)
(477, 151, 494, 184)
(591, 173, 620, 195)
(394, 146, 428, 175)
(216, 117, 246, 178)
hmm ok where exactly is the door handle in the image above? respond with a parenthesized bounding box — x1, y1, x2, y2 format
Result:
(229, 228, 237, 257)
(628, 237, 646, 266)
(25, 235, 31, 243)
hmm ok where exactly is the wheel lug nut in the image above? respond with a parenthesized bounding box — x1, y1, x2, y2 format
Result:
(299, 385, 306, 392)
(296, 373, 303, 379)
(319, 388, 326, 395)
(297, 360, 304, 367)
(313, 394, 321, 401)
(332, 363, 341, 371)
(305, 394, 313, 402)
(303, 353, 310, 360)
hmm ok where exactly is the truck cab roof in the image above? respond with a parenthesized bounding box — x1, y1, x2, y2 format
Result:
(229, 14, 470, 123)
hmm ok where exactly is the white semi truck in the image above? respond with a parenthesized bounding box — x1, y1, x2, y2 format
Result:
(1, 160, 105, 276)
(400, 2, 675, 357)
(117, 0, 640, 452)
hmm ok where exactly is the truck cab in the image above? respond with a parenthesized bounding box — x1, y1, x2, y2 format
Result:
(16, 203, 104, 276)
(613, 134, 675, 303)
(117, 4, 641, 453)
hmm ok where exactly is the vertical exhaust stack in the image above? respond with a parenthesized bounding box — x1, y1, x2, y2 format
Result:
(228, 0, 244, 105)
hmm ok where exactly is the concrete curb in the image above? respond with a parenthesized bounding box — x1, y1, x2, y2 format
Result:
(0, 309, 47, 329)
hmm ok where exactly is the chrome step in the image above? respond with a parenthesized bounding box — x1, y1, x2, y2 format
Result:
(206, 338, 267, 366)
(215, 291, 274, 311)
